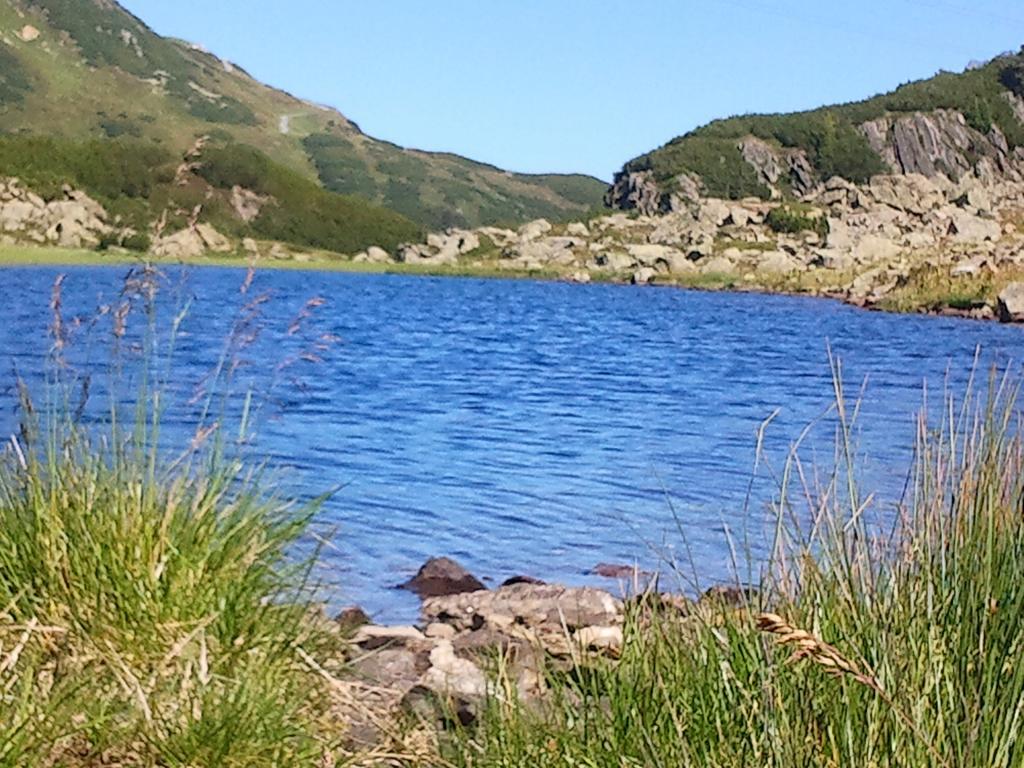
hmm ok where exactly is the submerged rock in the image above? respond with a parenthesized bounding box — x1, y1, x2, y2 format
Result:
(400, 557, 487, 599)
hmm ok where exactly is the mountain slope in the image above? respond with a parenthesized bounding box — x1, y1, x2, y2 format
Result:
(609, 48, 1024, 212)
(0, 0, 605, 233)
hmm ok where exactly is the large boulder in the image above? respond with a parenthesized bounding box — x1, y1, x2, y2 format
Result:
(196, 223, 232, 253)
(852, 234, 903, 264)
(757, 250, 802, 274)
(0, 200, 38, 231)
(400, 557, 486, 599)
(948, 210, 1002, 243)
(517, 219, 552, 241)
(152, 228, 207, 259)
(595, 251, 635, 272)
(626, 243, 684, 268)
(997, 283, 1024, 323)
(631, 267, 657, 285)
(699, 255, 736, 275)
(421, 640, 488, 700)
(868, 174, 945, 215)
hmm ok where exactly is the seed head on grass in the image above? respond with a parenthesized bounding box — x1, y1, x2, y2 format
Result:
(758, 612, 948, 767)
(756, 613, 876, 688)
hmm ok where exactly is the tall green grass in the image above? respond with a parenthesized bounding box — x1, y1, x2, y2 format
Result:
(447, 363, 1024, 767)
(0, 271, 344, 766)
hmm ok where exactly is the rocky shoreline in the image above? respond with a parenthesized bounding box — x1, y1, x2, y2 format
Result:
(325, 556, 748, 749)
(4, 158, 1024, 323)
(376, 169, 1024, 323)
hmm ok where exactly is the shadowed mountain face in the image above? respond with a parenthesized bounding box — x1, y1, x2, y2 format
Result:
(609, 48, 1024, 213)
(0, 0, 606, 232)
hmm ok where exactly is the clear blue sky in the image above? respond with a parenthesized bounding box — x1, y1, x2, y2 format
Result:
(121, 0, 1024, 181)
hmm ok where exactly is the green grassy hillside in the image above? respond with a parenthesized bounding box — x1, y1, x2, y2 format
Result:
(0, 0, 605, 237)
(621, 48, 1024, 200)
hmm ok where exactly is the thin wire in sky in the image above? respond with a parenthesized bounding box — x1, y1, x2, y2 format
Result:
(727, 0, 1006, 61)
(894, 0, 1024, 29)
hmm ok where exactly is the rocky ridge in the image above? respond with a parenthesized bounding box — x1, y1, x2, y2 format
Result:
(609, 104, 1024, 215)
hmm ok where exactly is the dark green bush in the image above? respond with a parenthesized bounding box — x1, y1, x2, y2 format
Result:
(99, 119, 142, 139)
(0, 136, 170, 201)
(0, 47, 31, 106)
(122, 232, 151, 252)
(187, 96, 258, 127)
(1001, 62, 1024, 98)
(766, 204, 829, 237)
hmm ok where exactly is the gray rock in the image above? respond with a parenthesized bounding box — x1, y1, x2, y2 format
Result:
(605, 170, 666, 215)
(421, 640, 488, 700)
(631, 267, 656, 285)
(152, 228, 206, 259)
(0, 200, 36, 231)
(574, 625, 623, 655)
(626, 243, 682, 267)
(739, 136, 783, 186)
(596, 251, 635, 272)
(366, 245, 390, 263)
(950, 255, 994, 277)
(852, 234, 902, 264)
(352, 625, 427, 650)
(517, 218, 553, 241)
(230, 185, 267, 223)
(699, 255, 735, 275)
(997, 283, 1024, 322)
(350, 648, 427, 693)
(815, 248, 855, 271)
(757, 250, 801, 274)
(948, 210, 1002, 243)
(196, 223, 232, 253)
(422, 583, 622, 633)
(699, 198, 731, 227)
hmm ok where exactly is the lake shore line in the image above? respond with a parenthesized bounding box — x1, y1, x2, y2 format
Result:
(0, 243, 1004, 323)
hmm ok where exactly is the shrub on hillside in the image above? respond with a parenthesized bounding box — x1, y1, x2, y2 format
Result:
(627, 136, 769, 200)
(1001, 62, 1024, 99)
(0, 47, 32, 106)
(766, 204, 828, 237)
(198, 143, 422, 253)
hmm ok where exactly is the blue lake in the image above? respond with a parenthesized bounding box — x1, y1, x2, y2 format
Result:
(0, 266, 1021, 622)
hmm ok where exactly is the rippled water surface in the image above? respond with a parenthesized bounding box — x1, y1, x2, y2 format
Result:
(1, 266, 1021, 622)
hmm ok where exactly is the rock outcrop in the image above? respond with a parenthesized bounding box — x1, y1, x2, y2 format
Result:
(0, 179, 112, 249)
(151, 223, 233, 258)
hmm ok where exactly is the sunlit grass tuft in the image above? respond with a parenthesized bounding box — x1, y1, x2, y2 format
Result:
(0, 269, 348, 766)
